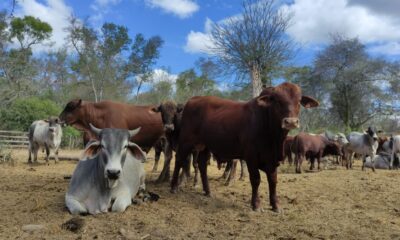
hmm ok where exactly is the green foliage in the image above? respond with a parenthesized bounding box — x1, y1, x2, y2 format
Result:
(10, 16, 52, 49)
(0, 97, 60, 131)
(61, 126, 82, 148)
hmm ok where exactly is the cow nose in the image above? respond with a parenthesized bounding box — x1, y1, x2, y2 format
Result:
(164, 124, 174, 132)
(282, 117, 300, 130)
(107, 169, 121, 179)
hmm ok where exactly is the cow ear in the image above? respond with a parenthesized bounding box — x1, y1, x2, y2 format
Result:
(150, 105, 161, 113)
(301, 95, 319, 108)
(83, 140, 101, 158)
(76, 99, 82, 107)
(257, 94, 273, 108)
(128, 142, 146, 163)
(177, 103, 184, 113)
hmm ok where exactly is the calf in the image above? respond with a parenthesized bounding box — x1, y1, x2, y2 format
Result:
(343, 127, 378, 171)
(28, 117, 62, 164)
(293, 132, 342, 173)
(65, 124, 146, 215)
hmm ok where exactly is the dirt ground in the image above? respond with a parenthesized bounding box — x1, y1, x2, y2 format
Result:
(0, 149, 399, 240)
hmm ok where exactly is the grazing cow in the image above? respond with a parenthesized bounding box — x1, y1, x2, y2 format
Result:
(343, 127, 379, 171)
(28, 117, 63, 164)
(390, 135, 400, 169)
(170, 82, 319, 212)
(293, 133, 342, 173)
(283, 136, 295, 165)
(321, 132, 348, 165)
(377, 136, 390, 154)
(59, 99, 168, 176)
(65, 125, 146, 215)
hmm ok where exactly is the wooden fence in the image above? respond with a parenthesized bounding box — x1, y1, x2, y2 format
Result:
(0, 130, 29, 148)
(0, 130, 83, 149)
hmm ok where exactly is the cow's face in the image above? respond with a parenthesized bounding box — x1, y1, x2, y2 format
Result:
(151, 101, 184, 133)
(257, 83, 319, 130)
(337, 133, 349, 145)
(84, 125, 146, 188)
(366, 126, 378, 141)
(326, 142, 343, 156)
(59, 99, 83, 126)
(45, 117, 61, 136)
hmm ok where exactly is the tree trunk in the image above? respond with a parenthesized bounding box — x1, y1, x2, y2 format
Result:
(250, 64, 263, 97)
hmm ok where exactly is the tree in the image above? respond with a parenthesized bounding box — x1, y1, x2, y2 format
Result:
(175, 69, 218, 103)
(211, 0, 293, 97)
(127, 34, 163, 101)
(314, 36, 390, 131)
(10, 16, 52, 50)
(66, 19, 133, 102)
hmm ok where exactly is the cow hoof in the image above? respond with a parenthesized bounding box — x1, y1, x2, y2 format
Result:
(203, 192, 211, 197)
(272, 207, 283, 214)
(252, 207, 265, 213)
(170, 188, 178, 194)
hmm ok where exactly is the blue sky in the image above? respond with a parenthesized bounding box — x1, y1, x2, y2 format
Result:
(2, 0, 400, 82)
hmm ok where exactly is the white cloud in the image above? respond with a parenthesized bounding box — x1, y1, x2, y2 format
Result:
(150, 69, 178, 84)
(15, 0, 73, 52)
(145, 0, 199, 18)
(90, 0, 121, 25)
(281, 0, 400, 44)
(184, 18, 215, 54)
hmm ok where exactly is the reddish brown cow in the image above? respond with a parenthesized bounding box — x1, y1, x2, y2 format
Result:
(283, 136, 295, 165)
(170, 82, 319, 212)
(292, 132, 342, 173)
(59, 99, 166, 171)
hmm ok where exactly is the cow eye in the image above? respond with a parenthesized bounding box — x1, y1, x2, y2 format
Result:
(124, 145, 128, 149)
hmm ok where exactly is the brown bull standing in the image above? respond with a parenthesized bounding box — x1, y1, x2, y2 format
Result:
(170, 82, 319, 212)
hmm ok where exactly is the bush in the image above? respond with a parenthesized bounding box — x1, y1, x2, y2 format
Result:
(61, 126, 83, 148)
(0, 97, 61, 131)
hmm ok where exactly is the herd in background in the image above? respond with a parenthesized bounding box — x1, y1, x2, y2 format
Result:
(24, 82, 399, 215)
(283, 127, 400, 173)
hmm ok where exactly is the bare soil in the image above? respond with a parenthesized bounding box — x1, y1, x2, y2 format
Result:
(0, 149, 399, 240)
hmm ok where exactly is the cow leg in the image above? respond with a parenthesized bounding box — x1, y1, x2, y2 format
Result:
(198, 150, 211, 196)
(288, 153, 293, 165)
(171, 145, 192, 193)
(247, 163, 261, 211)
(192, 152, 200, 188)
(28, 143, 33, 164)
(222, 160, 232, 179)
(361, 154, 366, 171)
(390, 151, 395, 170)
(152, 147, 162, 172)
(33, 143, 39, 163)
(65, 195, 87, 215)
(309, 157, 315, 170)
(239, 159, 248, 181)
(156, 142, 173, 183)
(266, 167, 280, 213)
(295, 154, 304, 173)
(225, 159, 238, 186)
(112, 193, 131, 213)
(45, 145, 50, 165)
(54, 147, 59, 164)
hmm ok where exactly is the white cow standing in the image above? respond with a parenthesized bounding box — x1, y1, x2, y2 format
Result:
(344, 127, 379, 171)
(28, 117, 62, 164)
(65, 124, 146, 215)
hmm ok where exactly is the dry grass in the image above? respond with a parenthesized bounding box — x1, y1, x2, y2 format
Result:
(0, 149, 399, 239)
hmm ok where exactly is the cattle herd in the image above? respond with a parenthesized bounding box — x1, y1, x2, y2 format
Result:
(25, 82, 399, 215)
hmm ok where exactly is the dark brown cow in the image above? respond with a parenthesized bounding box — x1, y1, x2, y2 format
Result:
(170, 82, 319, 212)
(59, 99, 166, 172)
(150, 101, 193, 183)
(283, 136, 295, 165)
(293, 133, 342, 173)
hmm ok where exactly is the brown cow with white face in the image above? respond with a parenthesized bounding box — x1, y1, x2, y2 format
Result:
(170, 82, 319, 212)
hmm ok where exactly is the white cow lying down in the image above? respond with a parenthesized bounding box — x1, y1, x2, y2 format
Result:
(364, 153, 390, 170)
(66, 124, 146, 215)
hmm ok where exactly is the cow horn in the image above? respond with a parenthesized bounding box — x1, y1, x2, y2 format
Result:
(89, 123, 102, 136)
(128, 127, 141, 138)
